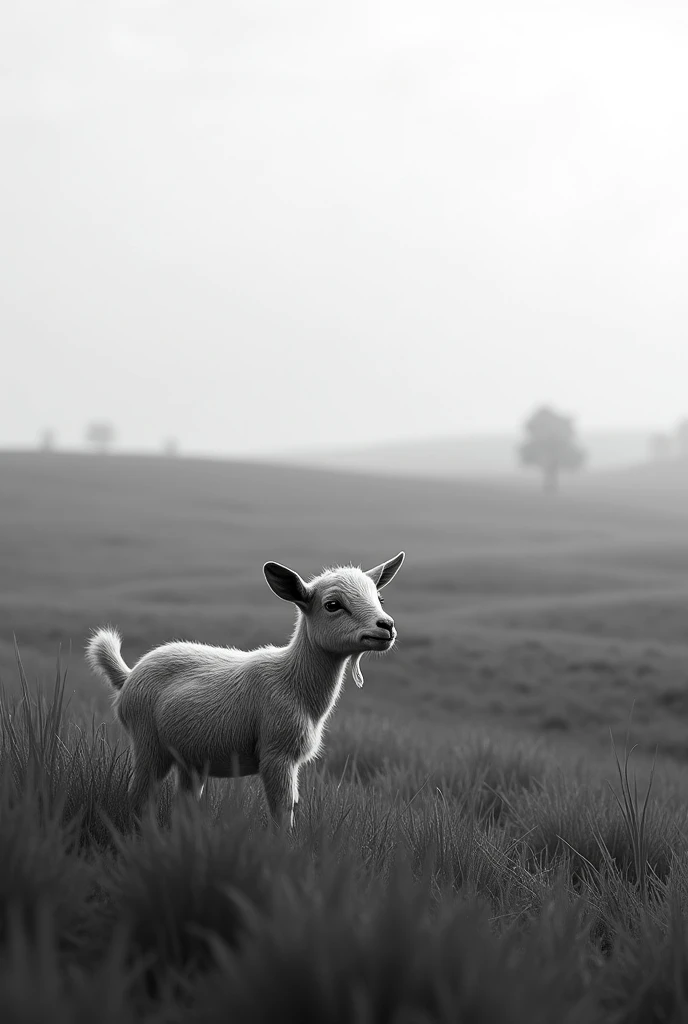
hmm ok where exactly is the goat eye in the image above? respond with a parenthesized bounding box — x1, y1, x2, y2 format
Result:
(378, 595, 384, 605)
(324, 600, 343, 613)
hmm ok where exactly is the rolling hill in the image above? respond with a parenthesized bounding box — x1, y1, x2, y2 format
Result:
(283, 428, 654, 478)
(1, 449, 688, 759)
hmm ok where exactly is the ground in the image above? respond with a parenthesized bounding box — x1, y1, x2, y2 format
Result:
(2, 450, 687, 758)
(4, 451, 688, 1021)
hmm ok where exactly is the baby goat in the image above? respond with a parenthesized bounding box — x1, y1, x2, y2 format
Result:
(86, 552, 405, 828)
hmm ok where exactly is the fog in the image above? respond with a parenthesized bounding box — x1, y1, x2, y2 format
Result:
(2, 1, 687, 457)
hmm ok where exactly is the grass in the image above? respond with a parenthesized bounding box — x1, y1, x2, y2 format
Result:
(2, 651, 688, 1021)
(6, 452, 688, 1018)
(6, 451, 688, 777)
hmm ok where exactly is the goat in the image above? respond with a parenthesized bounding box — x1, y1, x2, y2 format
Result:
(86, 552, 405, 828)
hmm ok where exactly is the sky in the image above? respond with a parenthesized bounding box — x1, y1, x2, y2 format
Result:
(1, 0, 687, 456)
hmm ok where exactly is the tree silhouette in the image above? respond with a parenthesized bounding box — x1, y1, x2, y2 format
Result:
(85, 421, 115, 454)
(676, 419, 688, 460)
(39, 428, 55, 452)
(518, 406, 585, 494)
(648, 432, 672, 462)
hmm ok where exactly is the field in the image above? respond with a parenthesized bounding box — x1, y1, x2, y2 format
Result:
(4, 451, 688, 756)
(3, 450, 688, 1020)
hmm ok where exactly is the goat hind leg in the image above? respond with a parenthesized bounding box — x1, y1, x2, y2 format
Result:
(128, 739, 173, 819)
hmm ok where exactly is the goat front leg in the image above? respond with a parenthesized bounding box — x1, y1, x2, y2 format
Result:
(260, 752, 298, 830)
(177, 766, 207, 801)
(291, 764, 301, 827)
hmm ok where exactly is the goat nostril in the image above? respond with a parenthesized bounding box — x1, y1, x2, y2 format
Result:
(377, 619, 395, 635)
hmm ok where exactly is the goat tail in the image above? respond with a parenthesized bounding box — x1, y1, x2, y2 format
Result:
(86, 626, 131, 691)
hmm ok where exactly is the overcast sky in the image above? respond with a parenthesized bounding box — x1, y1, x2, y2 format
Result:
(1, 1, 687, 455)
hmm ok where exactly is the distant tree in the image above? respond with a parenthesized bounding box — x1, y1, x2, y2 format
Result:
(85, 421, 115, 454)
(39, 428, 55, 452)
(518, 405, 585, 494)
(676, 419, 688, 460)
(163, 437, 180, 457)
(648, 432, 673, 461)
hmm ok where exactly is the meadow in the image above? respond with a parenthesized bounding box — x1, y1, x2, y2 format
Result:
(2, 450, 688, 1021)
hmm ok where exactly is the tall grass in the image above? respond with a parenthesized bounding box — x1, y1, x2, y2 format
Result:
(2, 651, 688, 1021)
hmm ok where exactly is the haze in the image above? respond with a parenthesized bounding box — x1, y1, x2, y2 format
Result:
(2, 1, 687, 457)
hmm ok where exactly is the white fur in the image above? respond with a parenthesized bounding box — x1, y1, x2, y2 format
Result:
(86, 552, 405, 827)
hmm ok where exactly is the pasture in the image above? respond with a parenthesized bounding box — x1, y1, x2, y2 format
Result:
(3, 450, 688, 1021)
(3, 451, 688, 756)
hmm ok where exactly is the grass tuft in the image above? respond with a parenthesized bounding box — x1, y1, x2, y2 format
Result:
(1, 647, 688, 1021)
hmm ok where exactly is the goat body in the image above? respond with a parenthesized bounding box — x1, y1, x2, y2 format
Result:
(87, 553, 404, 827)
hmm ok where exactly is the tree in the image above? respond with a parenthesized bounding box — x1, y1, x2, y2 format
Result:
(518, 405, 585, 494)
(85, 421, 115, 454)
(648, 432, 672, 462)
(676, 419, 688, 460)
(163, 437, 179, 457)
(39, 428, 55, 452)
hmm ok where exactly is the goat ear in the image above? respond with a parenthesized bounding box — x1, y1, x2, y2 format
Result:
(263, 562, 310, 608)
(365, 551, 405, 589)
